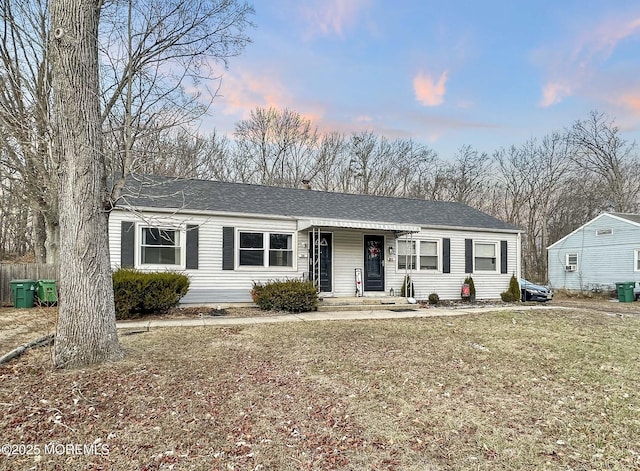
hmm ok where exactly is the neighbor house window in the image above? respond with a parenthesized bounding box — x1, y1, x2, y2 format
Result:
(474, 242, 497, 271)
(635, 250, 640, 271)
(239, 231, 294, 267)
(397, 240, 416, 270)
(566, 253, 578, 268)
(140, 227, 181, 265)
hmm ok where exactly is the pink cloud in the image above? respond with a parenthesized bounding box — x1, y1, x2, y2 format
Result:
(301, 0, 372, 38)
(577, 17, 640, 61)
(413, 71, 449, 107)
(536, 14, 640, 107)
(539, 81, 573, 107)
(217, 70, 289, 117)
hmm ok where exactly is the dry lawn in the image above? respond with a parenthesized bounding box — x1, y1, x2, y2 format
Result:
(1, 303, 640, 470)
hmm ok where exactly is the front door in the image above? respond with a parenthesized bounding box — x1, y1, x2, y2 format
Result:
(309, 232, 332, 292)
(364, 235, 385, 291)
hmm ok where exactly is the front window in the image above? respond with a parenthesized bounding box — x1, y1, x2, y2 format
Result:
(239, 231, 294, 267)
(239, 232, 264, 266)
(397, 240, 416, 270)
(269, 233, 293, 267)
(475, 242, 496, 271)
(141, 227, 181, 265)
(397, 239, 440, 271)
(419, 241, 438, 270)
(635, 250, 640, 272)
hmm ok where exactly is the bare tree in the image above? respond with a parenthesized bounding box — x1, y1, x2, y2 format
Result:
(234, 107, 319, 186)
(568, 111, 640, 213)
(103, 0, 254, 203)
(310, 132, 348, 191)
(50, 0, 123, 368)
(441, 145, 492, 209)
(0, 0, 253, 262)
(0, 0, 59, 262)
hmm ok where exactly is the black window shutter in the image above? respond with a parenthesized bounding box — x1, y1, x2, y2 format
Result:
(442, 238, 451, 273)
(464, 238, 473, 273)
(222, 226, 234, 270)
(186, 225, 199, 269)
(121, 221, 135, 267)
(500, 240, 508, 274)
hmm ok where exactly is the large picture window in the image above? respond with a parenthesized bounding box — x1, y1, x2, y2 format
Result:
(474, 242, 496, 272)
(141, 227, 181, 265)
(239, 231, 294, 267)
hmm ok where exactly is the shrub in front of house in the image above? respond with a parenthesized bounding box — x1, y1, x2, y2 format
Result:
(428, 292, 439, 305)
(462, 276, 476, 301)
(253, 279, 318, 313)
(401, 275, 415, 297)
(113, 268, 190, 319)
(501, 274, 521, 302)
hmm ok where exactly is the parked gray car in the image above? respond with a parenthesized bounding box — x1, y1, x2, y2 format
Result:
(519, 279, 553, 302)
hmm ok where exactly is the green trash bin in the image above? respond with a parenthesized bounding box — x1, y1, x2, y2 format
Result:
(615, 282, 635, 303)
(35, 279, 58, 305)
(10, 279, 36, 308)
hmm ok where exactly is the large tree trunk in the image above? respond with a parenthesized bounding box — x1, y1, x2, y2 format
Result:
(50, 0, 123, 368)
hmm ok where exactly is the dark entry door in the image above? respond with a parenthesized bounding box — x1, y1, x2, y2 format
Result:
(364, 235, 385, 291)
(309, 232, 332, 292)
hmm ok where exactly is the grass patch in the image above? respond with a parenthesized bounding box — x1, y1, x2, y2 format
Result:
(1, 309, 639, 469)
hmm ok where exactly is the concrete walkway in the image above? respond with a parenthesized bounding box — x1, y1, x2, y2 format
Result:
(116, 304, 559, 330)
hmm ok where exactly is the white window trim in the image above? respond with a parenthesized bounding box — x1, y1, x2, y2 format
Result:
(474, 241, 499, 273)
(137, 224, 186, 269)
(566, 253, 579, 268)
(236, 230, 297, 270)
(634, 249, 640, 272)
(396, 238, 442, 272)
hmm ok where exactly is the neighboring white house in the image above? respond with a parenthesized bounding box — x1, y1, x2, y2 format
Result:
(547, 212, 640, 292)
(109, 175, 522, 304)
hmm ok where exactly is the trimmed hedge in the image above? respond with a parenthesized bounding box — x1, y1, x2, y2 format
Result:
(113, 268, 190, 319)
(253, 279, 318, 313)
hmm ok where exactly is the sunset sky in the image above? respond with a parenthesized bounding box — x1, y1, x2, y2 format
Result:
(204, 0, 640, 159)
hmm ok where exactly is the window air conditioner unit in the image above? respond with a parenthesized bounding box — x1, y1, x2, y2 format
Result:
(565, 264, 577, 272)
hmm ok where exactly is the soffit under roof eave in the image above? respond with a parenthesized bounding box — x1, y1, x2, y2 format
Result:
(297, 218, 421, 234)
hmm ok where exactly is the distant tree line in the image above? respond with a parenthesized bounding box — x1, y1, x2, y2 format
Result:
(124, 107, 639, 282)
(1, 2, 638, 284)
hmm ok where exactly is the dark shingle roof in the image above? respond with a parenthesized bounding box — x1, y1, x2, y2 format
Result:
(610, 213, 640, 225)
(117, 175, 519, 232)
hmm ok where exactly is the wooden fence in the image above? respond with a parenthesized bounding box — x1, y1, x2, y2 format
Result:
(0, 264, 60, 306)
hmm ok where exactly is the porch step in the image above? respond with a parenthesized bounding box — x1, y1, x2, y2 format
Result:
(316, 296, 417, 312)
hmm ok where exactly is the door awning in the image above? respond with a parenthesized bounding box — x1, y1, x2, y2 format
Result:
(297, 218, 421, 234)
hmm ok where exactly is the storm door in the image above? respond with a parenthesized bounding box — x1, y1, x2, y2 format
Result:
(364, 235, 385, 291)
(309, 232, 332, 292)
